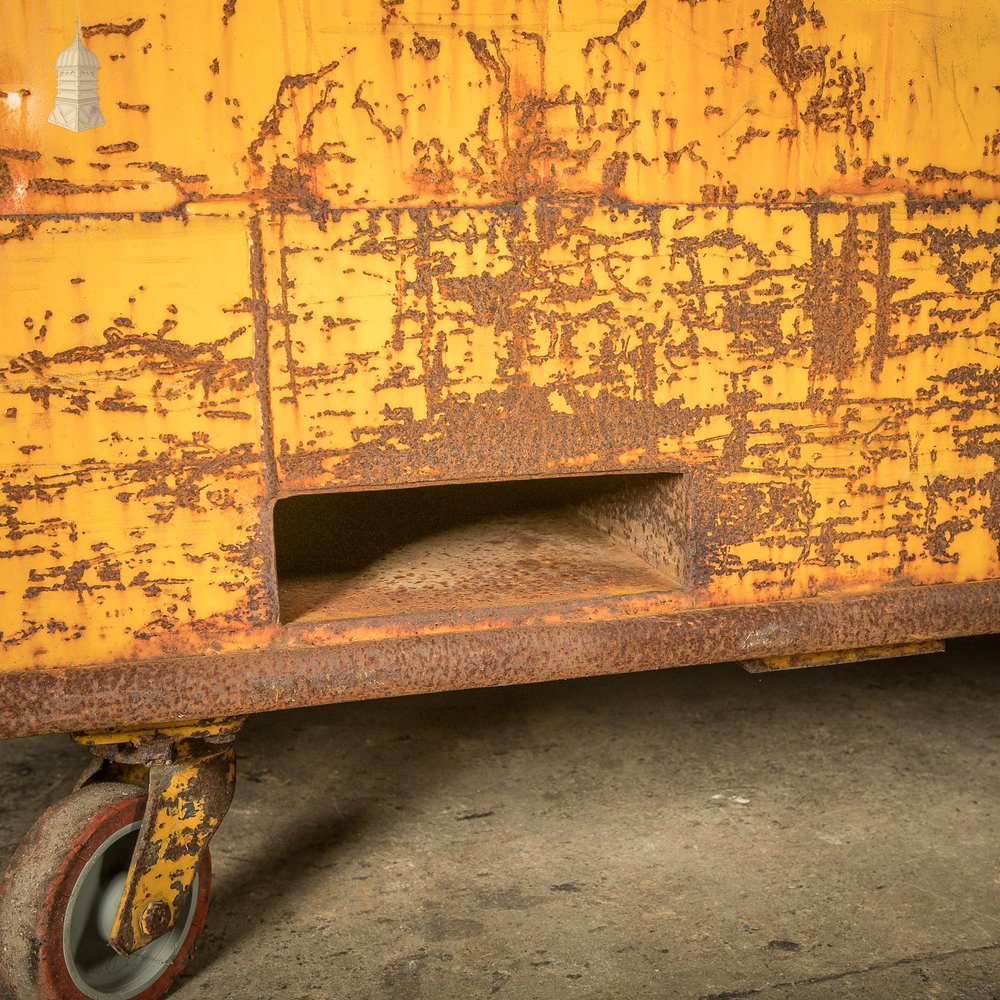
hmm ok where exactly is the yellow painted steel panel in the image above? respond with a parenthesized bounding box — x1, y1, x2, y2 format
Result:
(0, 0, 998, 673)
(263, 199, 1000, 601)
(1, 1, 999, 211)
(0, 215, 273, 669)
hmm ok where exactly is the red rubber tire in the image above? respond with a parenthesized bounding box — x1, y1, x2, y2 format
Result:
(0, 782, 211, 1000)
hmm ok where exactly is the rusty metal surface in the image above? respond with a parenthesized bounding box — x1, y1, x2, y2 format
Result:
(740, 639, 945, 673)
(0, 577, 996, 741)
(0, 1, 998, 712)
(3, 1, 999, 211)
(74, 725, 239, 955)
(110, 740, 235, 956)
(279, 508, 680, 624)
(74, 717, 245, 750)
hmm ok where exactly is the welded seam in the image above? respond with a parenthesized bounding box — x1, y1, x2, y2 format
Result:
(247, 212, 279, 496)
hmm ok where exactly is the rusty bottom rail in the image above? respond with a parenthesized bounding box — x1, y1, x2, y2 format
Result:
(1, 578, 998, 741)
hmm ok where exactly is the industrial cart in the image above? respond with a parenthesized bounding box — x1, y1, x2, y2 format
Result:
(1, 1, 998, 996)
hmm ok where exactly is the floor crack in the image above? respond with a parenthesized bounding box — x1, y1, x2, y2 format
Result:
(699, 941, 1000, 999)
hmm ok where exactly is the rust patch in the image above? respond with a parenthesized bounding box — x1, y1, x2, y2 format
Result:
(26, 178, 117, 195)
(352, 83, 403, 142)
(380, 1, 406, 31)
(582, 1, 648, 57)
(125, 161, 209, 202)
(82, 19, 146, 38)
(0, 149, 41, 162)
(96, 142, 140, 155)
(264, 163, 329, 222)
(0, 220, 39, 244)
(248, 58, 343, 169)
(760, 0, 828, 99)
(96, 388, 148, 413)
(730, 125, 770, 158)
(909, 164, 1000, 186)
(412, 34, 440, 60)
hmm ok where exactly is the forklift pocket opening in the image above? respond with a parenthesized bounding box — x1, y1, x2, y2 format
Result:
(272, 472, 689, 627)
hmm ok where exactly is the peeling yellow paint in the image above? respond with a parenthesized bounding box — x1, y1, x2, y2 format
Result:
(0, 1, 998, 674)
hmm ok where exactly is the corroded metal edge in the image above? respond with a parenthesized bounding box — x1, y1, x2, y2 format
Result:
(740, 640, 946, 674)
(1, 578, 997, 741)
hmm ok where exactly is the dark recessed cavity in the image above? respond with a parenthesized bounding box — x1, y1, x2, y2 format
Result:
(273, 472, 688, 626)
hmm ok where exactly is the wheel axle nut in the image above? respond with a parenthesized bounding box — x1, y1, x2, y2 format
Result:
(140, 899, 172, 937)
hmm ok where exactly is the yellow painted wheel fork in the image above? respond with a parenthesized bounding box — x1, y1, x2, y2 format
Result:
(72, 718, 243, 957)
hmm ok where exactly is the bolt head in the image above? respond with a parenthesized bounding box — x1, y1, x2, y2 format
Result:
(139, 899, 172, 937)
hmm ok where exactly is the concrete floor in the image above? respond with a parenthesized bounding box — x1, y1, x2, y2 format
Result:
(1, 636, 998, 999)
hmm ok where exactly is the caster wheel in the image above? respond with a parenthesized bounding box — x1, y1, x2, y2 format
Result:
(0, 782, 211, 1000)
